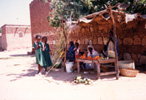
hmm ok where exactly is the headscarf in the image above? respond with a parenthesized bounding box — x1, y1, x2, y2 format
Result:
(87, 45, 99, 57)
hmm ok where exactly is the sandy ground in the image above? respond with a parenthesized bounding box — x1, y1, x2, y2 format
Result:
(0, 49, 146, 100)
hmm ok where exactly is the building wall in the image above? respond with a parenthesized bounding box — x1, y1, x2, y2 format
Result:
(1, 25, 7, 50)
(72, 20, 146, 66)
(30, 0, 56, 50)
(1, 24, 32, 51)
(0, 35, 2, 49)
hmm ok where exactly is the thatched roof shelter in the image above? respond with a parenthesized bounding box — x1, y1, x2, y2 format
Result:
(67, 9, 146, 66)
(69, 10, 146, 41)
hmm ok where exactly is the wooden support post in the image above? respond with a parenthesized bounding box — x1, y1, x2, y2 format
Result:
(109, 4, 119, 79)
(77, 60, 80, 74)
(62, 23, 67, 72)
(97, 62, 100, 80)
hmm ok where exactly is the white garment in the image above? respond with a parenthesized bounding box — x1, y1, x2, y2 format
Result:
(74, 47, 80, 55)
(107, 41, 114, 51)
(87, 45, 99, 57)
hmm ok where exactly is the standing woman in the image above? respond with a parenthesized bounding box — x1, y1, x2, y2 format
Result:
(42, 36, 52, 72)
(33, 35, 46, 74)
(66, 41, 75, 62)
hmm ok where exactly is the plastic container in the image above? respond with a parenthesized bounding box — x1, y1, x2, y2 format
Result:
(118, 60, 135, 69)
(65, 62, 74, 73)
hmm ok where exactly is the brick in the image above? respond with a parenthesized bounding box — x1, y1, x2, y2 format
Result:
(133, 35, 141, 45)
(142, 36, 146, 46)
(123, 38, 133, 45)
(30, 0, 56, 49)
(98, 37, 103, 45)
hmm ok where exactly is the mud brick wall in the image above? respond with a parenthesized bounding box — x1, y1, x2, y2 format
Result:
(0, 35, 2, 50)
(0, 24, 32, 51)
(117, 30, 146, 65)
(30, 0, 56, 50)
(73, 23, 146, 65)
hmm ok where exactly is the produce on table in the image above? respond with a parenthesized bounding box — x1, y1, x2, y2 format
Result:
(80, 55, 105, 60)
(93, 56, 100, 60)
(80, 54, 86, 59)
(87, 56, 92, 60)
(100, 57, 105, 60)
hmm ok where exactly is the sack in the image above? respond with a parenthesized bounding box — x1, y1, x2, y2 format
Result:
(108, 51, 115, 58)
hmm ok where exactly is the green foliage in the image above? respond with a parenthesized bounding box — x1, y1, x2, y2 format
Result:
(41, 0, 146, 27)
(0, 28, 1, 33)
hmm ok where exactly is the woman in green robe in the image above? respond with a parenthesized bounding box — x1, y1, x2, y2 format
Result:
(42, 36, 52, 71)
(33, 35, 46, 74)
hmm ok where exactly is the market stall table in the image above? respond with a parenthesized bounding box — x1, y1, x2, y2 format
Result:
(76, 58, 119, 80)
(76, 59, 95, 74)
(94, 59, 119, 80)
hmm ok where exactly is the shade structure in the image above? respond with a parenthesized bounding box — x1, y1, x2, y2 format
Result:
(68, 10, 146, 40)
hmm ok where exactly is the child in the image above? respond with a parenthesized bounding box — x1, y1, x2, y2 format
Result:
(42, 36, 52, 71)
(33, 35, 46, 74)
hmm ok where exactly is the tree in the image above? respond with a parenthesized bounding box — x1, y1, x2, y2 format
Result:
(41, 0, 146, 27)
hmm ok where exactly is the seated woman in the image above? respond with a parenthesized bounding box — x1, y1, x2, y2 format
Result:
(66, 41, 75, 62)
(87, 45, 99, 57)
(85, 45, 99, 69)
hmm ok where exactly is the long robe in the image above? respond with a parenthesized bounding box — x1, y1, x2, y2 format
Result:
(66, 45, 75, 62)
(42, 43, 52, 67)
(33, 42, 46, 66)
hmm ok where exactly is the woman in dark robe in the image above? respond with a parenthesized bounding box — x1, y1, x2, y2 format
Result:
(66, 41, 75, 62)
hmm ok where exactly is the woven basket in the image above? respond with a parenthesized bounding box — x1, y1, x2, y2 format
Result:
(120, 68, 139, 77)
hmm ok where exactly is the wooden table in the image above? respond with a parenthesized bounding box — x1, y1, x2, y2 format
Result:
(76, 58, 119, 80)
(94, 59, 119, 80)
(76, 59, 95, 74)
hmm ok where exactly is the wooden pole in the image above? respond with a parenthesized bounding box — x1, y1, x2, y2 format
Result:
(62, 22, 67, 72)
(109, 4, 119, 80)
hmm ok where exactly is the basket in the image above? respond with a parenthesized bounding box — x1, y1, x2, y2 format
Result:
(120, 68, 139, 77)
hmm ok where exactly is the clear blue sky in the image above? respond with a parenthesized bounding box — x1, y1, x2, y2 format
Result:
(0, 0, 33, 27)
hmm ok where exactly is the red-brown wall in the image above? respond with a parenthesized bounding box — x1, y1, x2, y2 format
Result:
(30, 0, 56, 50)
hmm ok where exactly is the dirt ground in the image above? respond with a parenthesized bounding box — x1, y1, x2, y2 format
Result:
(0, 49, 146, 100)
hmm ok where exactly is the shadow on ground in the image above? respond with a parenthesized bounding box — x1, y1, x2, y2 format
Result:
(10, 54, 35, 57)
(7, 62, 119, 83)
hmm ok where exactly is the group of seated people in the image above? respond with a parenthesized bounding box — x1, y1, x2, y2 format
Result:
(66, 41, 99, 62)
(66, 39, 116, 70)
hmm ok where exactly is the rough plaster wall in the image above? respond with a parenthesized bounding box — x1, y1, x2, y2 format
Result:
(0, 36, 2, 49)
(6, 33, 32, 50)
(0, 25, 32, 51)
